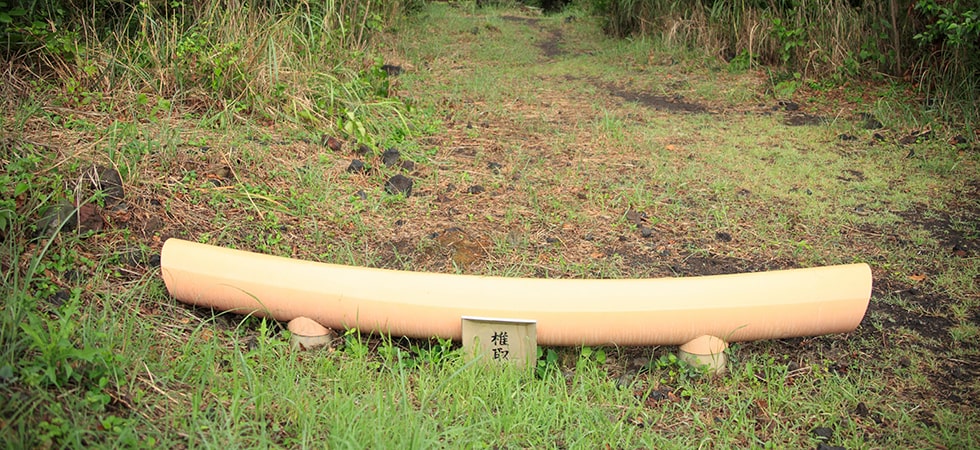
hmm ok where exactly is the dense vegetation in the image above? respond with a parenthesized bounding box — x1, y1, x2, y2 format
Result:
(2, 0, 977, 130)
(481, 0, 978, 132)
(586, 0, 979, 131)
(0, 0, 422, 129)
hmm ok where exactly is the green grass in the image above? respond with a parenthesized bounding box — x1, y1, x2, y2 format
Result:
(2, 1, 979, 448)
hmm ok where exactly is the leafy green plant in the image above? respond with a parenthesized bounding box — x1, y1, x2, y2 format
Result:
(36, 417, 72, 447)
(0, 0, 78, 58)
(343, 328, 370, 358)
(914, 0, 980, 49)
(410, 337, 456, 365)
(535, 347, 559, 378)
(378, 336, 456, 371)
(19, 298, 119, 389)
(771, 71, 801, 99)
(912, 0, 979, 129)
(0, 152, 39, 231)
(728, 50, 755, 72)
(648, 353, 705, 382)
(0, 1, 27, 25)
(578, 346, 607, 365)
(769, 16, 805, 65)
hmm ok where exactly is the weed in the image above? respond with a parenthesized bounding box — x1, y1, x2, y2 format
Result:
(412, 337, 457, 365)
(728, 50, 756, 72)
(768, 16, 805, 65)
(578, 346, 607, 365)
(342, 328, 371, 359)
(648, 352, 705, 382)
(19, 298, 121, 389)
(535, 347, 559, 378)
(378, 336, 459, 371)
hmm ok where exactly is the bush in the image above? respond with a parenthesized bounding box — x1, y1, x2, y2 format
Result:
(912, 0, 979, 126)
(586, 0, 978, 131)
(0, 0, 423, 124)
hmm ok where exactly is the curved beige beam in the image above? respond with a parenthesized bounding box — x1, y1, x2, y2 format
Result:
(160, 239, 872, 346)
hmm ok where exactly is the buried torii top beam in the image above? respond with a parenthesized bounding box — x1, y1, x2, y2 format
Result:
(160, 238, 872, 346)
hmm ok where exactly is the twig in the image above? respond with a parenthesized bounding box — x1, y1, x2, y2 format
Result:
(141, 362, 180, 405)
(839, 224, 894, 238)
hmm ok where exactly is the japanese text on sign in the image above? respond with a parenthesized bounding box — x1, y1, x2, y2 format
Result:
(491, 331, 509, 360)
(461, 316, 536, 368)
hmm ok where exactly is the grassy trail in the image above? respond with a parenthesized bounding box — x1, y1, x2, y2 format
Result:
(2, 3, 978, 448)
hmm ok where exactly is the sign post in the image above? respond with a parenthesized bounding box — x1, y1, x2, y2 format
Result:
(461, 316, 537, 368)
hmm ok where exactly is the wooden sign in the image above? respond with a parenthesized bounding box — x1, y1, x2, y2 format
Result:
(461, 316, 537, 368)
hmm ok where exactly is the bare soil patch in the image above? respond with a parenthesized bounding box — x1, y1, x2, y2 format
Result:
(537, 28, 565, 58)
(783, 112, 825, 126)
(501, 14, 565, 58)
(899, 200, 980, 259)
(500, 15, 540, 26)
(601, 81, 709, 113)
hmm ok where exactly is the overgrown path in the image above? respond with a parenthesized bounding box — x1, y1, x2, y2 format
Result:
(371, 1, 980, 423)
(4, 3, 979, 448)
(380, 7, 977, 280)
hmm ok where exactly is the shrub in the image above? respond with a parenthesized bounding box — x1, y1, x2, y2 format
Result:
(586, 0, 978, 132)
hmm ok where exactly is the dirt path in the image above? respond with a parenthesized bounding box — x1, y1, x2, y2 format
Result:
(94, 2, 976, 422)
(373, 6, 980, 412)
